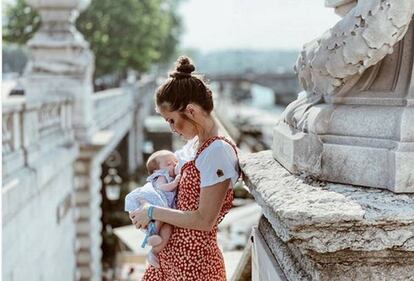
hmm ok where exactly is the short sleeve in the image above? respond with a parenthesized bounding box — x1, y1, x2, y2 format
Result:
(195, 140, 239, 188)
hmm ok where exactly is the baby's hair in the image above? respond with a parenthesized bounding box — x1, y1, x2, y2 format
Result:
(146, 150, 175, 174)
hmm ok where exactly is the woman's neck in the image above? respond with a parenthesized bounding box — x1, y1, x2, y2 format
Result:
(196, 116, 218, 147)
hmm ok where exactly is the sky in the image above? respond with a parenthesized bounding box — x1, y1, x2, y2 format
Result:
(1, 0, 340, 52)
(178, 0, 341, 52)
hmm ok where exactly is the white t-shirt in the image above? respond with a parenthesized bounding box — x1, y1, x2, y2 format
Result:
(174, 137, 239, 188)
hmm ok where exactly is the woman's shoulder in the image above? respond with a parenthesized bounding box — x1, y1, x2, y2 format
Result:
(207, 138, 234, 150)
(207, 137, 236, 151)
(195, 137, 240, 188)
(197, 137, 237, 161)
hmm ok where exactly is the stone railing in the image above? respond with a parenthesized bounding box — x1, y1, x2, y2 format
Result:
(92, 88, 134, 130)
(2, 85, 142, 182)
(2, 97, 26, 179)
(2, 96, 74, 180)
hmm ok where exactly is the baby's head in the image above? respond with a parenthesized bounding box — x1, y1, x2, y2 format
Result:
(146, 150, 178, 177)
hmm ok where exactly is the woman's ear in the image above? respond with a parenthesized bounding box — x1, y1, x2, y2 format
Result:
(185, 104, 196, 118)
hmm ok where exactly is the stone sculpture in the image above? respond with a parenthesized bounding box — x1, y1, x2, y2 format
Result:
(241, 2, 414, 280)
(284, 0, 414, 130)
(273, 0, 414, 192)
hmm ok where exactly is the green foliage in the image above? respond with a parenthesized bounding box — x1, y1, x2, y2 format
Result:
(3, 0, 182, 78)
(2, 0, 41, 44)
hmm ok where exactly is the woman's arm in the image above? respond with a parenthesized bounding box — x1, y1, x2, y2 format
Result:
(130, 179, 230, 231)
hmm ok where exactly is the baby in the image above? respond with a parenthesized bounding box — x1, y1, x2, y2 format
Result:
(125, 150, 180, 268)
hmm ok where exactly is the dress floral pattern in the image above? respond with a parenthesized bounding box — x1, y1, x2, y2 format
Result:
(141, 136, 239, 281)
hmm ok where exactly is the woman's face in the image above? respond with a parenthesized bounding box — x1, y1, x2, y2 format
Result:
(158, 104, 197, 140)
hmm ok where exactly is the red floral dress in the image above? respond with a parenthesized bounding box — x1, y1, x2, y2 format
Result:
(141, 136, 239, 281)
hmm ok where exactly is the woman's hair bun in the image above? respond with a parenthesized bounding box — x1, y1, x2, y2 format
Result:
(170, 56, 195, 78)
(175, 56, 195, 73)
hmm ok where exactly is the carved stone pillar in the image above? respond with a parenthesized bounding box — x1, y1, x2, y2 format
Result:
(273, 1, 414, 193)
(23, 0, 96, 142)
(74, 151, 103, 281)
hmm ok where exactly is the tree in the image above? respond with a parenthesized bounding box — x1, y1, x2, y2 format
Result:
(3, 0, 182, 81)
(2, 0, 41, 45)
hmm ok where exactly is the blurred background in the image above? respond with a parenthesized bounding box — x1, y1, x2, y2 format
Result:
(2, 0, 339, 280)
(3, 0, 339, 92)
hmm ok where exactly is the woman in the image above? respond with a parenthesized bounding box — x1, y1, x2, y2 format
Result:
(130, 56, 240, 280)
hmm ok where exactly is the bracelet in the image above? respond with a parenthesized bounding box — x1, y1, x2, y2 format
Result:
(147, 205, 155, 221)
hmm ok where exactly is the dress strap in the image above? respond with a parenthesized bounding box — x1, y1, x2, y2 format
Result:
(194, 136, 238, 159)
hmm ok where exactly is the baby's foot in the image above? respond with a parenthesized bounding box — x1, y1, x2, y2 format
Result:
(147, 251, 160, 268)
(147, 235, 163, 246)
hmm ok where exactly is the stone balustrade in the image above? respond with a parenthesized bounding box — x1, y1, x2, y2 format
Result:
(2, 98, 25, 177)
(2, 96, 74, 180)
(2, 96, 78, 281)
(2, 76, 161, 280)
(2, 87, 137, 181)
(92, 88, 134, 130)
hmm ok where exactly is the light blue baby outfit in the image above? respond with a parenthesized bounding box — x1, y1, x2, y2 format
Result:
(124, 169, 176, 213)
(124, 169, 177, 251)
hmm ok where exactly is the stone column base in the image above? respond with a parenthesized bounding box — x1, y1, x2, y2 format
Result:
(273, 104, 414, 193)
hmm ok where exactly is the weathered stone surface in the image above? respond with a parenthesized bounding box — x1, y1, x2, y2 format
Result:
(2, 155, 77, 281)
(252, 226, 288, 281)
(258, 215, 414, 281)
(240, 151, 414, 280)
(294, 0, 414, 98)
(275, 2, 414, 192)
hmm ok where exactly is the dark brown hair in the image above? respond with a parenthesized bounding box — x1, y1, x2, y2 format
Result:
(155, 56, 213, 114)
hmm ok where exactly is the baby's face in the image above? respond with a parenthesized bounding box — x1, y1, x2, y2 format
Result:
(158, 154, 178, 177)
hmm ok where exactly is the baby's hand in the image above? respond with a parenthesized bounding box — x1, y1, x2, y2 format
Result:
(173, 174, 181, 184)
(170, 175, 180, 189)
(174, 163, 180, 176)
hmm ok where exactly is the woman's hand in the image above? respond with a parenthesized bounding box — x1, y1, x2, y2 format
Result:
(129, 200, 151, 229)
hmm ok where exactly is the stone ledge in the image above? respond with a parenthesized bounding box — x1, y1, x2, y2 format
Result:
(2, 145, 78, 226)
(239, 150, 414, 253)
(258, 215, 414, 281)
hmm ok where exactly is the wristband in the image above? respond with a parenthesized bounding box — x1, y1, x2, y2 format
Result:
(147, 205, 155, 221)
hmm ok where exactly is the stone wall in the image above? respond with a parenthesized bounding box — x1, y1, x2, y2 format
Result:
(2, 95, 78, 280)
(3, 146, 78, 281)
(241, 151, 414, 281)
